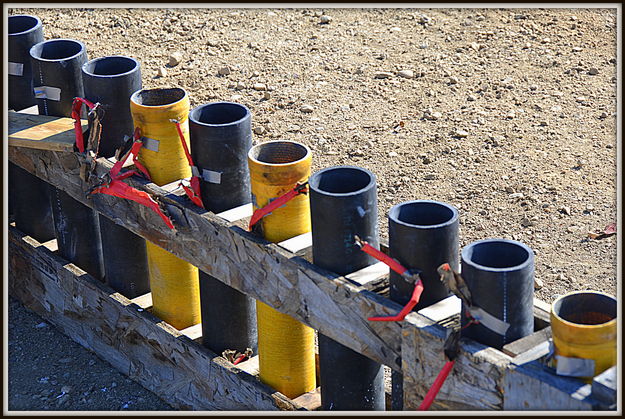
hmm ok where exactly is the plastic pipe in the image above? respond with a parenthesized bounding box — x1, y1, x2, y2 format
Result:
(460, 238, 535, 349)
(248, 140, 316, 399)
(387, 200, 459, 410)
(551, 291, 616, 381)
(29, 39, 87, 117)
(309, 166, 385, 411)
(189, 102, 257, 354)
(82, 55, 149, 298)
(131, 87, 200, 330)
(8, 15, 55, 243)
(29, 38, 105, 280)
(9, 14, 43, 111)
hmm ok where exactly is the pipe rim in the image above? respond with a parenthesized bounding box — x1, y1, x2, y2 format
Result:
(8, 14, 42, 36)
(551, 290, 617, 329)
(309, 165, 376, 197)
(388, 200, 458, 230)
(29, 38, 86, 62)
(248, 140, 311, 167)
(130, 87, 188, 108)
(82, 55, 140, 78)
(189, 102, 250, 128)
(461, 238, 534, 273)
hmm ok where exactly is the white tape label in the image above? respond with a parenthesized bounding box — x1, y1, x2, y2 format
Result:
(469, 306, 511, 336)
(142, 137, 160, 152)
(555, 355, 595, 377)
(9, 62, 24, 76)
(33, 86, 61, 101)
(201, 169, 222, 184)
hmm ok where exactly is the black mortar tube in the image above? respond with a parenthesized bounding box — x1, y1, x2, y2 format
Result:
(387, 199, 459, 410)
(82, 56, 149, 298)
(8, 15, 55, 242)
(29, 39, 87, 117)
(30, 39, 104, 281)
(9, 15, 43, 111)
(460, 238, 535, 349)
(189, 102, 257, 354)
(309, 166, 385, 411)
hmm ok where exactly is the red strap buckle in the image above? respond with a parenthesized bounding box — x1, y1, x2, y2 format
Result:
(248, 181, 309, 231)
(71, 97, 96, 153)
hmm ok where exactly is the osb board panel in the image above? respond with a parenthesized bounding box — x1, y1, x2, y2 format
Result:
(8, 226, 298, 411)
(9, 112, 85, 152)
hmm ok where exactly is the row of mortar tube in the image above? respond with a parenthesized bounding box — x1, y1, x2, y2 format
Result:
(9, 14, 616, 409)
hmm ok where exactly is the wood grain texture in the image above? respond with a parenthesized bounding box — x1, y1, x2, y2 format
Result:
(9, 112, 85, 152)
(9, 144, 404, 371)
(8, 226, 298, 411)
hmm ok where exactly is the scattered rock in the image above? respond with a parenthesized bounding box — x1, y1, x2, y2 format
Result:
(534, 277, 544, 290)
(352, 149, 365, 157)
(467, 94, 477, 101)
(262, 91, 271, 100)
(388, 151, 398, 157)
(218, 66, 231, 76)
(448, 76, 459, 84)
(560, 206, 571, 215)
(168, 51, 183, 67)
(300, 104, 314, 113)
(454, 128, 469, 138)
(319, 15, 332, 24)
(374, 71, 394, 79)
(588, 67, 599, 75)
(156, 67, 167, 77)
(253, 126, 266, 135)
(509, 192, 524, 199)
(398, 69, 414, 79)
(253, 83, 267, 91)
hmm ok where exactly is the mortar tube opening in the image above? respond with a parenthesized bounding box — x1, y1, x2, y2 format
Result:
(389, 200, 458, 229)
(9, 15, 41, 35)
(83, 56, 139, 77)
(309, 166, 375, 196)
(190, 102, 250, 126)
(131, 88, 186, 107)
(553, 292, 616, 326)
(30, 39, 85, 61)
(462, 239, 533, 271)
(248, 141, 310, 166)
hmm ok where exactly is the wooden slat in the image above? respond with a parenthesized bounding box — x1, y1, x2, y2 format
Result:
(179, 323, 203, 341)
(236, 355, 260, 376)
(277, 232, 312, 254)
(215, 203, 253, 223)
(9, 143, 404, 371)
(345, 261, 389, 287)
(292, 387, 322, 411)
(130, 292, 153, 310)
(8, 226, 298, 411)
(9, 112, 86, 152)
(503, 327, 552, 357)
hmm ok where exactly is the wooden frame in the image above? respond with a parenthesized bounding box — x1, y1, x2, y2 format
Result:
(8, 112, 617, 411)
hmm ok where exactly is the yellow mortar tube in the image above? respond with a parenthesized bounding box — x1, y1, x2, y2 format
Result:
(130, 87, 200, 330)
(248, 140, 316, 399)
(550, 291, 616, 381)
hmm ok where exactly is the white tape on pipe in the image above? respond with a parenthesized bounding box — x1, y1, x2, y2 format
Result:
(201, 169, 222, 184)
(555, 355, 595, 378)
(141, 137, 160, 152)
(33, 86, 61, 101)
(9, 62, 24, 76)
(469, 306, 511, 336)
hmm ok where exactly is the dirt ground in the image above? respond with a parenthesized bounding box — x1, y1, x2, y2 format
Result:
(7, 6, 619, 411)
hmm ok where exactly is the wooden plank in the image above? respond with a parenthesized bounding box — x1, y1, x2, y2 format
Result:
(8, 226, 298, 411)
(215, 203, 253, 223)
(292, 387, 322, 411)
(9, 112, 86, 152)
(533, 298, 551, 331)
(503, 327, 552, 357)
(9, 144, 404, 371)
(179, 323, 203, 341)
(130, 292, 153, 310)
(417, 295, 461, 323)
(345, 261, 389, 287)
(591, 366, 616, 408)
(277, 232, 312, 254)
(236, 355, 260, 377)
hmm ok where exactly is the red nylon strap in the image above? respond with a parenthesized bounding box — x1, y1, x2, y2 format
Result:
(90, 179, 174, 229)
(418, 360, 455, 410)
(248, 182, 308, 230)
(171, 119, 204, 209)
(110, 128, 151, 181)
(355, 236, 424, 322)
(71, 97, 96, 153)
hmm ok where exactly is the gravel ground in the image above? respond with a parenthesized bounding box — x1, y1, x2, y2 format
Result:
(7, 6, 619, 411)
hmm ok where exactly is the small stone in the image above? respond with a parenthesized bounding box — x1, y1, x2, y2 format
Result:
(572, 46, 583, 52)
(398, 69, 414, 79)
(588, 67, 599, 75)
(467, 94, 477, 101)
(230, 94, 243, 101)
(300, 104, 314, 113)
(388, 151, 398, 157)
(430, 111, 442, 120)
(551, 105, 563, 112)
(319, 15, 332, 24)
(567, 226, 578, 233)
(61, 386, 72, 394)
(469, 42, 480, 51)
(253, 83, 267, 91)
(509, 192, 524, 199)
(424, 174, 436, 180)
(539, 121, 549, 127)
(454, 129, 469, 138)
(560, 206, 571, 215)
(352, 149, 365, 157)
(374, 71, 394, 79)
(556, 273, 567, 281)
(262, 91, 271, 100)
(168, 51, 183, 67)
(218, 66, 231, 76)
(576, 96, 586, 103)
(235, 82, 245, 90)
(156, 67, 167, 77)
(534, 277, 544, 290)
(521, 217, 536, 227)
(448, 76, 459, 84)
(506, 110, 515, 119)
(253, 126, 266, 135)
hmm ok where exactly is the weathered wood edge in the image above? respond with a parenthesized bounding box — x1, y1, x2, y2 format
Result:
(8, 226, 301, 411)
(400, 312, 605, 411)
(9, 145, 404, 371)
